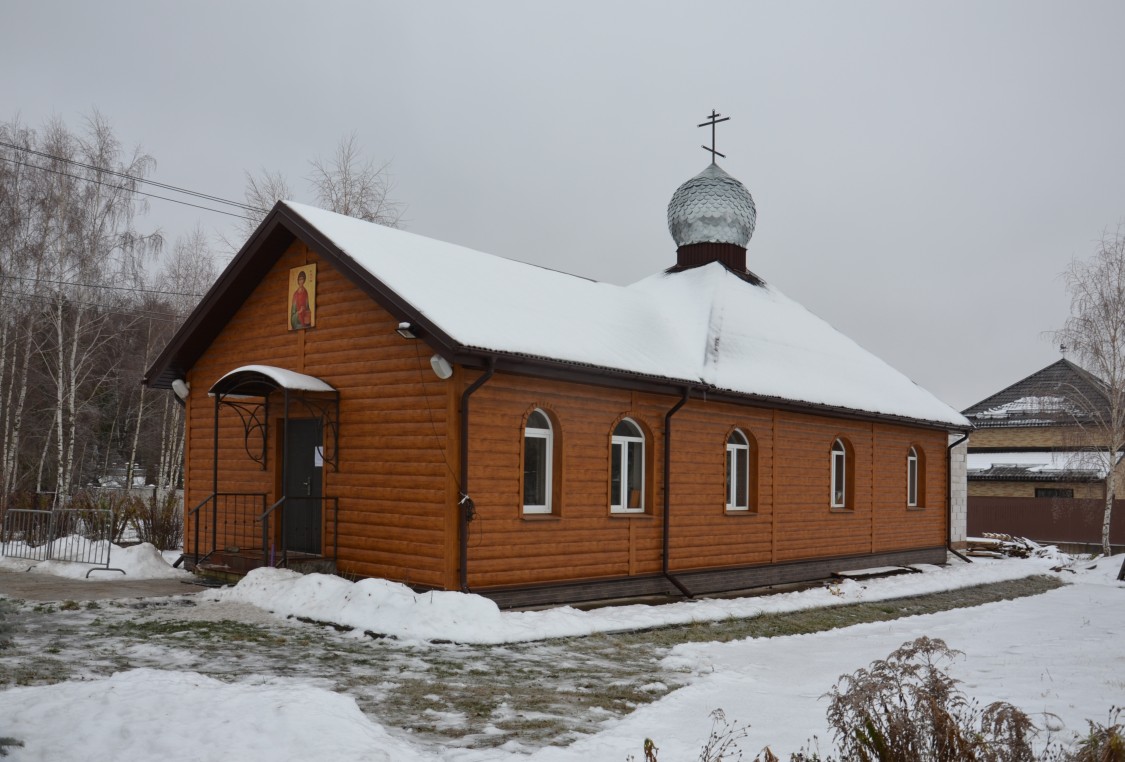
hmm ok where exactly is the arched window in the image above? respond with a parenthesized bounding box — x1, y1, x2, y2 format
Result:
(831, 438, 847, 508)
(907, 446, 925, 508)
(906, 446, 918, 507)
(523, 409, 553, 514)
(611, 418, 645, 513)
(726, 429, 750, 510)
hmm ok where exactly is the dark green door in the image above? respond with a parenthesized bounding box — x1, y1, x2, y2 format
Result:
(284, 419, 323, 554)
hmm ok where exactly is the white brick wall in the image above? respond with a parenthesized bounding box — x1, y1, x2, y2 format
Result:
(949, 434, 969, 546)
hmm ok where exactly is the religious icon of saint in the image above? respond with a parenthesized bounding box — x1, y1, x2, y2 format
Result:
(288, 265, 316, 330)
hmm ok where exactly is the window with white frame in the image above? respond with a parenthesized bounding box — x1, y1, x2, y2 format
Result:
(907, 446, 919, 508)
(726, 429, 750, 510)
(611, 418, 645, 512)
(831, 438, 847, 508)
(523, 409, 553, 514)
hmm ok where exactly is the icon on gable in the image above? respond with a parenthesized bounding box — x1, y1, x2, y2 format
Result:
(288, 264, 317, 330)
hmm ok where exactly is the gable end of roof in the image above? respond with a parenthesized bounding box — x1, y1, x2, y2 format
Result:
(143, 203, 464, 389)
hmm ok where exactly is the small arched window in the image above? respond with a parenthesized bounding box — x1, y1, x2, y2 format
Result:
(831, 438, 847, 508)
(907, 445, 925, 509)
(906, 446, 918, 507)
(726, 430, 750, 510)
(611, 418, 645, 513)
(523, 409, 553, 514)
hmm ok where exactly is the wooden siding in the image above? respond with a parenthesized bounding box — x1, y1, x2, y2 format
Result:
(463, 374, 668, 588)
(462, 374, 949, 591)
(185, 241, 457, 589)
(182, 238, 952, 597)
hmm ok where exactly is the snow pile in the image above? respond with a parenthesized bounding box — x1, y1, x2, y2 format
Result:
(0, 539, 187, 580)
(209, 568, 504, 641)
(0, 669, 425, 762)
(209, 555, 1080, 645)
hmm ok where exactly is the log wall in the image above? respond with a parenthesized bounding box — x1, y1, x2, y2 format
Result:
(185, 241, 457, 589)
(463, 373, 949, 591)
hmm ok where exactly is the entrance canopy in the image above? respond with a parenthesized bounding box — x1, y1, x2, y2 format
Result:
(208, 365, 339, 471)
(210, 365, 336, 397)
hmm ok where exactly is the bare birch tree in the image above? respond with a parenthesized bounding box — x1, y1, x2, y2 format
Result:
(0, 112, 160, 502)
(148, 226, 215, 492)
(0, 118, 48, 504)
(236, 168, 291, 239)
(307, 132, 404, 226)
(228, 133, 404, 257)
(1053, 226, 1125, 557)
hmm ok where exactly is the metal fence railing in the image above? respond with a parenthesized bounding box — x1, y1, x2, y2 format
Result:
(185, 492, 337, 573)
(1, 507, 125, 577)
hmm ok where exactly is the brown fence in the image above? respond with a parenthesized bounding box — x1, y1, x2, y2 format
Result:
(968, 496, 1125, 550)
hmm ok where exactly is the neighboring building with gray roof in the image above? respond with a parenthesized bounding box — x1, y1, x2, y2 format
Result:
(963, 359, 1120, 500)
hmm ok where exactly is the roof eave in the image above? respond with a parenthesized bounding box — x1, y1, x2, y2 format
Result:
(144, 210, 297, 389)
(453, 348, 969, 433)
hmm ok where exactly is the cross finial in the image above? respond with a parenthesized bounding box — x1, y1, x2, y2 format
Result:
(699, 109, 730, 163)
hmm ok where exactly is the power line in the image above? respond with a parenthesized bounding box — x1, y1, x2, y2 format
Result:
(0, 272, 205, 299)
(0, 139, 266, 214)
(0, 291, 187, 324)
(0, 156, 256, 221)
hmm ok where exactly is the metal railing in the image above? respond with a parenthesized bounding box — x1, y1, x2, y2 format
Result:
(0, 507, 125, 577)
(186, 492, 337, 572)
(187, 492, 267, 568)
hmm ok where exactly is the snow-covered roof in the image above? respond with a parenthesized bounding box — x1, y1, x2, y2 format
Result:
(967, 450, 1120, 479)
(210, 365, 336, 394)
(282, 202, 967, 429)
(972, 395, 1080, 423)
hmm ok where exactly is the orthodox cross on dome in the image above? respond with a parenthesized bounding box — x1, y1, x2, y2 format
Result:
(699, 109, 730, 163)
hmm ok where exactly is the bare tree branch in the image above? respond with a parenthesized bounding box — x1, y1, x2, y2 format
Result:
(307, 132, 405, 227)
(1052, 225, 1125, 556)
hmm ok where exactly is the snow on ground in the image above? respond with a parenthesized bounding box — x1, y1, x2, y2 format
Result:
(569, 558, 1125, 762)
(0, 669, 425, 762)
(206, 554, 1073, 645)
(0, 538, 189, 580)
(1, 553, 1122, 761)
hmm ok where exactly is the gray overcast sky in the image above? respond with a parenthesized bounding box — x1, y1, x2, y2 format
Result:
(4, 1, 1125, 412)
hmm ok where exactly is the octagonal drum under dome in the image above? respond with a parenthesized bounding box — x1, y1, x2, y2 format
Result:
(667, 163, 757, 248)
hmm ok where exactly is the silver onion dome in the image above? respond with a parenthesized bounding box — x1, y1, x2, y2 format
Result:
(667, 163, 757, 248)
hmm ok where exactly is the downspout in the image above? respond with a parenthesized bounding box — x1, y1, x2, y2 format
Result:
(663, 387, 694, 598)
(458, 357, 495, 593)
(947, 431, 972, 563)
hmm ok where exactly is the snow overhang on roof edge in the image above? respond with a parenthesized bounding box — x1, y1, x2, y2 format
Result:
(209, 365, 336, 395)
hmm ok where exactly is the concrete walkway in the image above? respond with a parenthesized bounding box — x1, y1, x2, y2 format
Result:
(0, 567, 212, 601)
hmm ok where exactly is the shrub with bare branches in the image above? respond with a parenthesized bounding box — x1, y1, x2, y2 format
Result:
(636, 637, 1124, 761)
(130, 490, 183, 550)
(823, 636, 1038, 762)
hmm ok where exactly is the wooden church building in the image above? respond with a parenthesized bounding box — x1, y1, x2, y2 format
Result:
(145, 138, 970, 607)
